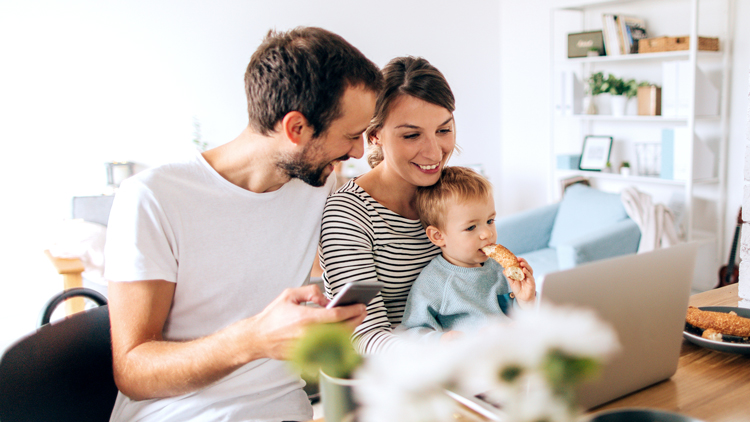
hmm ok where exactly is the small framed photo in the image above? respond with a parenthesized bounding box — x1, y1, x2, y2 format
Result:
(579, 135, 613, 171)
(567, 30, 606, 58)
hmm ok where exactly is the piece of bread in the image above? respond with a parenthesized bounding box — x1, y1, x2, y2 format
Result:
(481, 244, 525, 281)
(686, 306, 750, 337)
(701, 329, 723, 342)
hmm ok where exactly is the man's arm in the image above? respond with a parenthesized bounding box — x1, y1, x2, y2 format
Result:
(109, 280, 366, 401)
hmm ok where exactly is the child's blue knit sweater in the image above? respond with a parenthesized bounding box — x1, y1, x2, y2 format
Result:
(401, 254, 517, 342)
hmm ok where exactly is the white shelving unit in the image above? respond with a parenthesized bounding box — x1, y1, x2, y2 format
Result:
(549, 0, 733, 264)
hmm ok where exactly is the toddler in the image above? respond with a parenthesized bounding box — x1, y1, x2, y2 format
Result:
(401, 166, 536, 342)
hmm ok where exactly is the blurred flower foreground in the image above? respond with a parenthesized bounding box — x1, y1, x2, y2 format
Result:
(355, 304, 620, 422)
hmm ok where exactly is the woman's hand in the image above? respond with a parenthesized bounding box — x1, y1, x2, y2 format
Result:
(508, 257, 536, 309)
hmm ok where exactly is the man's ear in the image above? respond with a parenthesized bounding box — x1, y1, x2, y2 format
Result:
(425, 225, 446, 247)
(280, 111, 312, 145)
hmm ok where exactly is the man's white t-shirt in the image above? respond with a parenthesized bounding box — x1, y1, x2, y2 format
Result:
(104, 152, 335, 422)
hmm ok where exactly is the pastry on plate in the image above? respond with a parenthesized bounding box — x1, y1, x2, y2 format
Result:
(686, 306, 750, 343)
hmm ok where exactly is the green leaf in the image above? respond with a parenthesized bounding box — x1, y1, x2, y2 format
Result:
(543, 350, 601, 395)
(288, 323, 363, 382)
(499, 365, 524, 383)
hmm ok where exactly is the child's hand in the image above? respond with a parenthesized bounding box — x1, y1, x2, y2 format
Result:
(440, 330, 464, 343)
(509, 257, 536, 309)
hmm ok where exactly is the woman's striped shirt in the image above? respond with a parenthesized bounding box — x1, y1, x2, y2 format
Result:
(320, 179, 440, 354)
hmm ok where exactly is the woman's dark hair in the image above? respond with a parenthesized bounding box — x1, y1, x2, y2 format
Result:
(364, 56, 455, 168)
(244, 27, 382, 138)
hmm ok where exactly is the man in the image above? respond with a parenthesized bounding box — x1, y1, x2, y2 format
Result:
(104, 27, 382, 421)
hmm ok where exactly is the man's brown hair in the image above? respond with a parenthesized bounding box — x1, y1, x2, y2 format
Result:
(415, 166, 493, 230)
(244, 27, 382, 138)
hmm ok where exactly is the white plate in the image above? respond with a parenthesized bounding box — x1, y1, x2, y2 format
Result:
(682, 306, 750, 355)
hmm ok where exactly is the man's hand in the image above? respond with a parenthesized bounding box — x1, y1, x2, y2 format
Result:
(110, 281, 366, 400)
(243, 284, 367, 361)
(508, 258, 536, 309)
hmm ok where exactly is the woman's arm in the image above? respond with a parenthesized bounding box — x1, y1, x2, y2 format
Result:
(320, 192, 401, 354)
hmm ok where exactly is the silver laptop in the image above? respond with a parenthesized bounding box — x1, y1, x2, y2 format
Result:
(539, 242, 699, 410)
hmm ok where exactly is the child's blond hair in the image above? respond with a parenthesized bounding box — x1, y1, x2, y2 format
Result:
(415, 166, 493, 230)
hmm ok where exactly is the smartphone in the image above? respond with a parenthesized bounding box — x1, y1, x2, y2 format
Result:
(326, 281, 383, 309)
(444, 390, 505, 421)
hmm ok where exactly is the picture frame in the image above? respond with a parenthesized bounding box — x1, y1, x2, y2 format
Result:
(567, 30, 606, 58)
(579, 135, 613, 171)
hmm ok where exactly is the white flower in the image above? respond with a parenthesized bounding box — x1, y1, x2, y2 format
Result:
(513, 305, 620, 360)
(355, 340, 463, 422)
(449, 320, 546, 395)
(354, 303, 620, 422)
(504, 373, 575, 422)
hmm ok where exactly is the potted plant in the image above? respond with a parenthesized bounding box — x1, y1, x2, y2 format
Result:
(619, 161, 631, 176)
(290, 323, 363, 422)
(602, 74, 629, 116)
(192, 117, 208, 152)
(583, 71, 605, 115)
(591, 74, 647, 116)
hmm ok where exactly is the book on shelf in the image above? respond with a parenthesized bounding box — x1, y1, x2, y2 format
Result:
(660, 128, 715, 181)
(554, 70, 584, 116)
(617, 15, 647, 54)
(602, 14, 647, 55)
(602, 14, 621, 56)
(661, 61, 719, 117)
(560, 175, 590, 194)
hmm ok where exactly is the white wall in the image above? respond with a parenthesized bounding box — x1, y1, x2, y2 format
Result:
(498, 0, 554, 215)
(740, 64, 750, 307)
(0, 0, 501, 352)
(724, 0, 750, 266)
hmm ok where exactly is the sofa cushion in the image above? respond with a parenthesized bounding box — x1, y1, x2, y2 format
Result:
(518, 247, 559, 281)
(548, 184, 628, 248)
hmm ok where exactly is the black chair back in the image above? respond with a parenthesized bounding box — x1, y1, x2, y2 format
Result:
(0, 289, 117, 422)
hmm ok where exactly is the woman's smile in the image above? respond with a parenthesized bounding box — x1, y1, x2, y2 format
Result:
(415, 162, 441, 173)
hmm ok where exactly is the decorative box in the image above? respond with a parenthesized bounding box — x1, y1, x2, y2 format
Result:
(557, 154, 582, 170)
(637, 85, 661, 116)
(638, 36, 719, 53)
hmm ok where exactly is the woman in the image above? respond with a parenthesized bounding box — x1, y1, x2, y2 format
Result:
(320, 56, 456, 353)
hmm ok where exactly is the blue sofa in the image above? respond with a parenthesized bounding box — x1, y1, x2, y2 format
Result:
(495, 184, 641, 280)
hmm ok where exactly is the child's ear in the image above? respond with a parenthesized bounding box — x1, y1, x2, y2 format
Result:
(425, 226, 446, 247)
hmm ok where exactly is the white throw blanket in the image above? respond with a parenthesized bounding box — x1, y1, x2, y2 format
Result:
(620, 187, 680, 253)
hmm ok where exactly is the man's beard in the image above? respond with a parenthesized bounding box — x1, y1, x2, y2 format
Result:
(277, 140, 348, 187)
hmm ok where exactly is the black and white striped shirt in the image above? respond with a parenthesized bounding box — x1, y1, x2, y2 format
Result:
(320, 179, 441, 354)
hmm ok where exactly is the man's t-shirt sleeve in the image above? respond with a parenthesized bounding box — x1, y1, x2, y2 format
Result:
(104, 177, 178, 283)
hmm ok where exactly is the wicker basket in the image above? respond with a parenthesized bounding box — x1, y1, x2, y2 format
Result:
(638, 36, 719, 53)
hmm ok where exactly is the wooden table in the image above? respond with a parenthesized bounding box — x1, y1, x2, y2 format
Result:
(590, 284, 749, 421)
